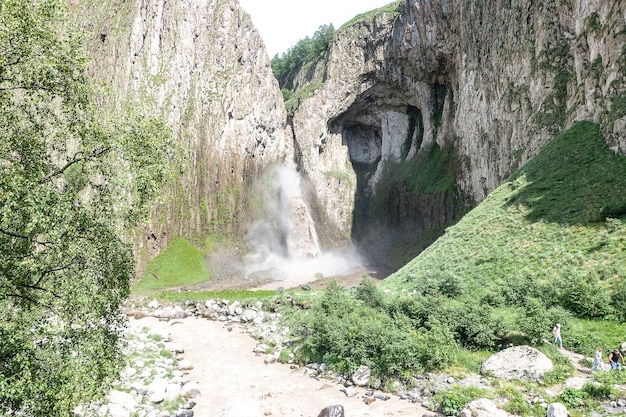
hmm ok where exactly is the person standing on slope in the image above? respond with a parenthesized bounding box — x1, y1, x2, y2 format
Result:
(591, 347, 604, 371)
(609, 348, 624, 370)
(551, 323, 562, 348)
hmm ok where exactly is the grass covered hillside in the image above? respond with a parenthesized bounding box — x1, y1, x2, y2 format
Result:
(382, 121, 626, 321)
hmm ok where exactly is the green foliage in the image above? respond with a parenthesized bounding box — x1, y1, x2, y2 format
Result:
(497, 385, 533, 416)
(417, 318, 460, 370)
(557, 269, 613, 318)
(339, 1, 402, 30)
(593, 368, 626, 385)
(133, 238, 210, 294)
(0, 1, 176, 415)
(517, 298, 553, 345)
(434, 385, 489, 416)
(378, 143, 457, 195)
(450, 304, 506, 350)
(271, 24, 334, 85)
(355, 277, 386, 310)
(582, 381, 614, 399)
(558, 388, 587, 409)
(384, 122, 626, 332)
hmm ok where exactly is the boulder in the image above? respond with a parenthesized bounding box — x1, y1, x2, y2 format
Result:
(481, 346, 553, 381)
(317, 405, 344, 417)
(459, 398, 509, 417)
(547, 402, 569, 417)
(351, 365, 371, 386)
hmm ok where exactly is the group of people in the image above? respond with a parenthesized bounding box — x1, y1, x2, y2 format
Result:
(552, 323, 625, 372)
(592, 346, 625, 371)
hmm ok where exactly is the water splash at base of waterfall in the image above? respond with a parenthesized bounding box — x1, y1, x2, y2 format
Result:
(243, 165, 362, 287)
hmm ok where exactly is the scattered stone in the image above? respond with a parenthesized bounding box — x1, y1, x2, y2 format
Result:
(175, 408, 194, 417)
(147, 378, 168, 404)
(165, 383, 182, 401)
(181, 381, 201, 399)
(178, 359, 193, 370)
(343, 386, 357, 397)
(317, 405, 344, 417)
(547, 403, 569, 417)
(264, 354, 278, 364)
(351, 365, 371, 386)
(459, 398, 509, 417)
(253, 343, 269, 354)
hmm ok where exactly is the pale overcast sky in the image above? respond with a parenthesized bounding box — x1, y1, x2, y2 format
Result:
(238, 0, 394, 57)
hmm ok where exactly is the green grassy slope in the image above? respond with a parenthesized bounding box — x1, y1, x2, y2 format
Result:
(132, 237, 210, 294)
(382, 121, 626, 307)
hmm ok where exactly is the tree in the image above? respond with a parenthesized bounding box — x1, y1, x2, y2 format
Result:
(0, 0, 177, 415)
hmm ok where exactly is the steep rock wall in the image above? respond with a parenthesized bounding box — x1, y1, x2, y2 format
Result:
(290, 0, 626, 272)
(74, 0, 291, 271)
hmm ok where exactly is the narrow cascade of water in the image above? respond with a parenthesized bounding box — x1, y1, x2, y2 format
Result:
(245, 164, 321, 262)
(243, 164, 362, 288)
(276, 166, 321, 259)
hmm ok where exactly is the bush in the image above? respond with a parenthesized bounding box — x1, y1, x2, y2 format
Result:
(558, 388, 587, 408)
(450, 304, 507, 350)
(558, 270, 613, 318)
(355, 277, 386, 310)
(296, 281, 421, 376)
(518, 298, 553, 344)
(417, 318, 460, 370)
(434, 385, 489, 416)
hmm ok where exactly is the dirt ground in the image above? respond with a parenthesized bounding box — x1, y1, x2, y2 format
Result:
(131, 316, 427, 417)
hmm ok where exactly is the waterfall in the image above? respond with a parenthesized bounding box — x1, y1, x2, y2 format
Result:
(243, 165, 361, 287)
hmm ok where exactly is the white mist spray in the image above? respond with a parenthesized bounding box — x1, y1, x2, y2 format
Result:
(243, 165, 361, 289)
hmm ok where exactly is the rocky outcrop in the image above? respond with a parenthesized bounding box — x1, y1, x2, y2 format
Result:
(289, 0, 626, 272)
(73, 0, 625, 276)
(73, 0, 292, 271)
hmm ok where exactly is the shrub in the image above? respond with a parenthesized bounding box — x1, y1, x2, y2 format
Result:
(434, 385, 489, 416)
(558, 388, 586, 408)
(558, 270, 613, 318)
(518, 298, 553, 344)
(417, 318, 460, 370)
(296, 281, 421, 376)
(355, 277, 386, 310)
(451, 304, 507, 350)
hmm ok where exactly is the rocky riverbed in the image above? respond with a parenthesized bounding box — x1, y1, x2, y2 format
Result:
(85, 298, 626, 417)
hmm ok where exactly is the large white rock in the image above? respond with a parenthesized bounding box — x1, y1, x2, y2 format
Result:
(180, 381, 201, 399)
(351, 365, 371, 386)
(481, 345, 553, 381)
(547, 402, 569, 417)
(459, 398, 509, 417)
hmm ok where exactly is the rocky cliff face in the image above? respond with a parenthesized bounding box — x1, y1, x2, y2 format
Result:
(74, 0, 292, 271)
(289, 0, 626, 273)
(74, 0, 625, 277)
